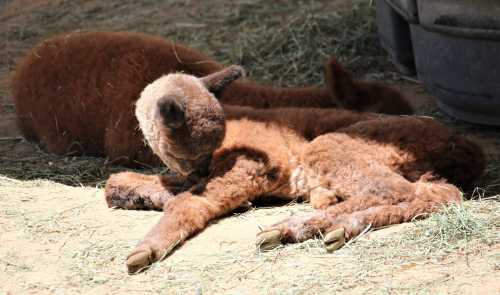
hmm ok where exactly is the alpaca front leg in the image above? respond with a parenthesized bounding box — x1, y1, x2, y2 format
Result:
(125, 193, 213, 273)
(104, 172, 187, 210)
(127, 193, 259, 274)
(126, 154, 271, 273)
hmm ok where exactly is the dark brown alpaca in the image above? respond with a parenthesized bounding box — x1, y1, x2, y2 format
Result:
(104, 68, 484, 273)
(11, 31, 412, 166)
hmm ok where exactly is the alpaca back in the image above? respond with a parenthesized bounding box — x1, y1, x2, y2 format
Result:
(11, 31, 221, 155)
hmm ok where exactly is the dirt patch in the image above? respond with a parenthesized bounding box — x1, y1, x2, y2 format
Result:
(0, 112, 18, 138)
(0, 0, 499, 294)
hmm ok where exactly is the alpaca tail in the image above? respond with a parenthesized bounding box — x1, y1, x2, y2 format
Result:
(217, 79, 332, 108)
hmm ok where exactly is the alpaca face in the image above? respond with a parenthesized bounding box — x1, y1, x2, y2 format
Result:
(135, 66, 243, 177)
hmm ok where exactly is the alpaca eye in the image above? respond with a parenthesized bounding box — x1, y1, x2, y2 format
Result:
(157, 98, 185, 129)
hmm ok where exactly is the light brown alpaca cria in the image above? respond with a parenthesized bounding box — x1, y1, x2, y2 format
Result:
(104, 67, 484, 274)
(11, 31, 412, 166)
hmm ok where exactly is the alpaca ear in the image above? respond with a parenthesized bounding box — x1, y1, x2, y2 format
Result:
(156, 96, 185, 129)
(200, 65, 245, 93)
(324, 57, 359, 107)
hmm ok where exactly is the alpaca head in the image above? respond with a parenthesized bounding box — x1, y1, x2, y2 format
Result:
(136, 65, 244, 178)
(324, 57, 414, 115)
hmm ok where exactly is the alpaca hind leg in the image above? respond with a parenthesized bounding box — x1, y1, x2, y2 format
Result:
(256, 194, 383, 251)
(322, 184, 461, 251)
(309, 187, 341, 209)
(257, 180, 461, 251)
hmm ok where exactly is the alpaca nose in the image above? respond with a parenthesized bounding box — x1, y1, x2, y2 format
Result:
(156, 96, 185, 129)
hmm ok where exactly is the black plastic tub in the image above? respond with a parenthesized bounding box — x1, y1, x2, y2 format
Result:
(375, 0, 500, 125)
(412, 0, 500, 125)
(375, 0, 417, 75)
(411, 25, 500, 125)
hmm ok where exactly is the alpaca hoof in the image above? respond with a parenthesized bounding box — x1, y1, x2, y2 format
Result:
(256, 229, 282, 251)
(324, 228, 345, 252)
(126, 249, 153, 274)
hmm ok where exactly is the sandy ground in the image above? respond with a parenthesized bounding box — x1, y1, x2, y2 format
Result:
(1, 0, 499, 294)
(1, 175, 499, 294)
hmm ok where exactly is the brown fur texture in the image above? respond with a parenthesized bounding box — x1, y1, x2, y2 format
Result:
(104, 71, 484, 274)
(11, 31, 413, 166)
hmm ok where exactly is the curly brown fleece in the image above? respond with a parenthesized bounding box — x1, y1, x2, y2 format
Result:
(11, 31, 412, 166)
(104, 70, 484, 274)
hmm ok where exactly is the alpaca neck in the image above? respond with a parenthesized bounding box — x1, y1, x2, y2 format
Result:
(218, 80, 333, 108)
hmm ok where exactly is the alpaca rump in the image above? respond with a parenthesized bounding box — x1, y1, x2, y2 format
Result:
(11, 31, 413, 166)
(104, 71, 484, 273)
